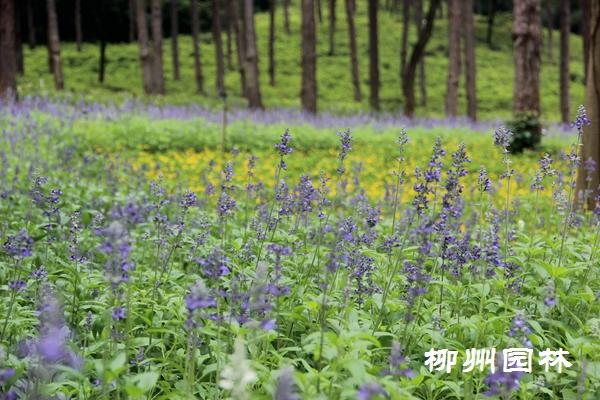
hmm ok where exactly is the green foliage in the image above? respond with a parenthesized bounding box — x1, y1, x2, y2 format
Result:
(507, 113, 543, 154)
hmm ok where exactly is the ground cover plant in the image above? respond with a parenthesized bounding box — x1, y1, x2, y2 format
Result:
(1, 98, 600, 400)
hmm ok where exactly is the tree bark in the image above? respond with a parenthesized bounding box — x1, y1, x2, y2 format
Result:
(14, 0, 23, 74)
(486, 0, 496, 47)
(26, 0, 35, 48)
(345, 0, 361, 101)
(414, 0, 426, 106)
(513, 0, 542, 116)
(227, 0, 245, 96)
(269, 0, 276, 86)
(212, 0, 225, 94)
(576, 1, 600, 208)
(559, 0, 570, 123)
(445, 0, 461, 117)
(402, 0, 440, 117)
(75, 0, 82, 51)
(191, 0, 205, 94)
(47, 0, 64, 90)
(226, 5, 233, 70)
(316, 0, 323, 23)
(301, 0, 317, 113)
(284, 0, 291, 34)
(545, 0, 553, 62)
(99, 36, 107, 83)
(150, 0, 165, 94)
(135, 0, 157, 94)
(581, 0, 591, 83)
(400, 0, 410, 75)
(0, 0, 17, 99)
(243, 0, 263, 108)
(129, 0, 136, 42)
(171, 0, 180, 80)
(328, 0, 336, 55)
(368, 0, 380, 111)
(463, 0, 477, 120)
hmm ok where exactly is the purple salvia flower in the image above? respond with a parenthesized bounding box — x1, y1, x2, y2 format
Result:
(274, 367, 299, 400)
(357, 382, 388, 400)
(572, 105, 591, 131)
(493, 126, 513, 150)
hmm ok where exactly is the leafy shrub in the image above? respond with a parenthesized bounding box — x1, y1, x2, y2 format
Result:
(506, 112, 543, 153)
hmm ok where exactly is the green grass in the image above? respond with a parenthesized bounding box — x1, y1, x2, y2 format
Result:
(18, 3, 585, 121)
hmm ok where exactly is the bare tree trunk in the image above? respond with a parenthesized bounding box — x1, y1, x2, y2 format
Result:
(226, 7, 233, 70)
(559, 0, 570, 123)
(212, 0, 225, 94)
(576, 1, 600, 207)
(150, 0, 165, 94)
(227, 0, 245, 96)
(99, 36, 107, 83)
(316, 0, 323, 23)
(243, 0, 263, 108)
(463, 0, 477, 120)
(135, 0, 157, 94)
(47, 0, 64, 90)
(368, 0, 379, 111)
(414, 0, 426, 106)
(269, 0, 276, 86)
(284, 0, 291, 34)
(328, 0, 336, 55)
(513, 0, 542, 116)
(129, 0, 136, 42)
(75, 0, 82, 51)
(400, 0, 410, 75)
(581, 0, 591, 82)
(545, 0, 553, 62)
(26, 0, 35, 48)
(402, 0, 440, 117)
(96, 1, 107, 83)
(0, 0, 17, 99)
(15, 0, 23, 74)
(486, 0, 496, 46)
(191, 0, 205, 94)
(301, 0, 317, 113)
(445, 0, 461, 117)
(346, 0, 361, 101)
(171, 0, 180, 80)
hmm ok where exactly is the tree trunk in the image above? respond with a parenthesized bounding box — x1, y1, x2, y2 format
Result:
(0, 0, 17, 99)
(581, 0, 591, 83)
(368, 0, 379, 111)
(486, 0, 496, 46)
(545, 0, 553, 62)
(400, 0, 410, 75)
(212, 0, 225, 94)
(269, 0, 276, 86)
(402, 0, 440, 117)
(75, 0, 82, 51)
(463, 0, 477, 120)
(316, 0, 323, 23)
(171, 0, 180, 80)
(14, 0, 23, 74)
(150, 0, 165, 94)
(576, 1, 600, 208)
(345, 0, 361, 101)
(129, 0, 136, 42)
(191, 0, 205, 94)
(559, 0, 570, 123)
(513, 0, 542, 116)
(243, 0, 263, 108)
(445, 0, 461, 117)
(26, 0, 35, 48)
(284, 0, 291, 34)
(226, 7, 233, 70)
(135, 0, 157, 94)
(328, 0, 336, 55)
(99, 37, 107, 83)
(47, 0, 64, 90)
(227, 0, 245, 96)
(301, 0, 317, 113)
(414, 0, 426, 106)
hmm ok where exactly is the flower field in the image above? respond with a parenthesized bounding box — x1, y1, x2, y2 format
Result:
(0, 98, 599, 399)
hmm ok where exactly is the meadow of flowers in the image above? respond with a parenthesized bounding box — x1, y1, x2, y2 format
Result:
(0, 98, 599, 399)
